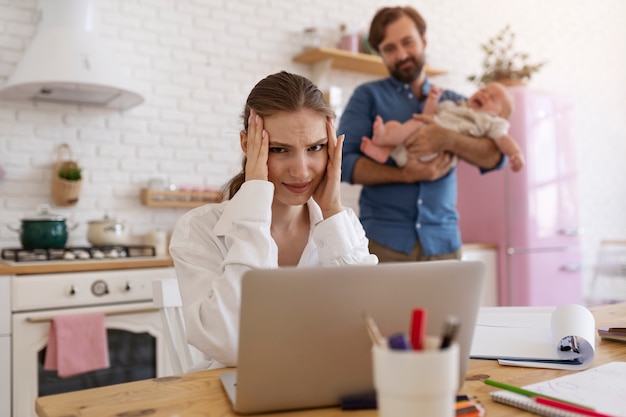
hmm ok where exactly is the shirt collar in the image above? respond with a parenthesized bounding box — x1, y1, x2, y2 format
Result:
(387, 76, 432, 102)
(212, 198, 324, 237)
(421, 78, 433, 99)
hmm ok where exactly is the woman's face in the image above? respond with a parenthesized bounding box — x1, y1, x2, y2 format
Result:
(261, 108, 328, 207)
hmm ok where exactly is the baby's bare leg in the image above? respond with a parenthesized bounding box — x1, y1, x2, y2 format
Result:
(360, 136, 394, 164)
(372, 87, 441, 148)
(370, 115, 385, 142)
(373, 119, 424, 146)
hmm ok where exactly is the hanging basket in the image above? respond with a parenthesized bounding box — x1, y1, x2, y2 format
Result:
(51, 143, 83, 207)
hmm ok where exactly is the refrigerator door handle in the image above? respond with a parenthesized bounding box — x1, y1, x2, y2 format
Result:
(560, 263, 583, 272)
(507, 247, 568, 255)
(559, 227, 584, 236)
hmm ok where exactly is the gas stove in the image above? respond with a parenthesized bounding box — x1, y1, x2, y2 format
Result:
(1, 245, 156, 263)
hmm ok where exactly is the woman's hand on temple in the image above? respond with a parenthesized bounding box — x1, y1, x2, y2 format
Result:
(244, 109, 269, 181)
(314, 117, 345, 219)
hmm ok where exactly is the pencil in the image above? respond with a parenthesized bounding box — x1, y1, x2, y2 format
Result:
(362, 312, 386, 348)
(535, 397, 617, 417)
(483, 379, 593, 410)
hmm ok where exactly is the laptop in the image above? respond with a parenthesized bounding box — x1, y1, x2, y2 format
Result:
(220, 260, 485, 414)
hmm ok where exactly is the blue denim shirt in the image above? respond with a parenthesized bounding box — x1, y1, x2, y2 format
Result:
(339, 77, 505, 255)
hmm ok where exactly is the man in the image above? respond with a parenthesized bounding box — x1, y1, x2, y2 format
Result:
(339, 6, 505, 262)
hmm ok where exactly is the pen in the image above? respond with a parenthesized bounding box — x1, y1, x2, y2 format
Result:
(362, 312, 386, 348)
(483, 379, 593, 410)
(410, 308, 427, 350)
(439, 315, 460, 349)
(534, 396, 617, 417)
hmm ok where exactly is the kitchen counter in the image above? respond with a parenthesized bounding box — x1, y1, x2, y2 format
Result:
(0, 244, 496, 276)
(0, 256, 174, 275)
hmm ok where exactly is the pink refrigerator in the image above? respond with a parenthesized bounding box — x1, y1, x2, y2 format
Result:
(457, 87, 583, 306)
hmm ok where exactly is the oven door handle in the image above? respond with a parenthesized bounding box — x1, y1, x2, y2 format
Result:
(25, 307, 157, 323)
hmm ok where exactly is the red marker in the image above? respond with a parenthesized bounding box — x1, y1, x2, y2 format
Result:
(410, 308, 427, 350)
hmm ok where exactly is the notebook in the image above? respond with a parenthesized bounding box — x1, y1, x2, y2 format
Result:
(470, 304, 596, 370)
(220, 260, 485, 414)
(490, 361, 626, 417)
(598, 325, 626, 343)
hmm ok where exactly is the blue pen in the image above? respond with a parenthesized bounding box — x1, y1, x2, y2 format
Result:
(388, 332, 412, 350)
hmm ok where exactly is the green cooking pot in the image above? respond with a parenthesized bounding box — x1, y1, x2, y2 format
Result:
(8, 204, 77, 250)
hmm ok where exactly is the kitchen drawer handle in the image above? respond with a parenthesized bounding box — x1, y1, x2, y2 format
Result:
(25, 307, 157, 323)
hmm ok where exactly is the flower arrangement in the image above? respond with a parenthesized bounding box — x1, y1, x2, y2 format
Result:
(467, 25, 546, 86)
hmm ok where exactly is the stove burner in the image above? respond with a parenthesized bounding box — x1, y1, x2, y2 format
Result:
(1, 245, 156, 262)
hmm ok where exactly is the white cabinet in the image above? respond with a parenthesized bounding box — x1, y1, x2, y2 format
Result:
(0, 276, 9, 333)
(0, 337, 9, 416)
(462, 245, 498, 306)
(0, 276, 10, 417)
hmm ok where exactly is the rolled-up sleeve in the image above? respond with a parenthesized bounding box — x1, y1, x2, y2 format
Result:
(312, 208, 378, 266)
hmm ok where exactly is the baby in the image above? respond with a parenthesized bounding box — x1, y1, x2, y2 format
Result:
(360, 82, 525, 172)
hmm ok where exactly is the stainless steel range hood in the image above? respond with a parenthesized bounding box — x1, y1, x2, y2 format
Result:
(0, 0, 143, 111)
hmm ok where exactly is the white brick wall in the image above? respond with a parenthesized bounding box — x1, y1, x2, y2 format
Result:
(1, 0, 625, 298)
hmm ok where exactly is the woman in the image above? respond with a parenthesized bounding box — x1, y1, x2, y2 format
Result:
(169, 71, 378, 369)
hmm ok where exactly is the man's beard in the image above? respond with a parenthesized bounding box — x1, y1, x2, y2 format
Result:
(388, 55, 425, 84)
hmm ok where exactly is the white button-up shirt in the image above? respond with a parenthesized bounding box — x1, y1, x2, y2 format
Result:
(169, 180, 377, 369)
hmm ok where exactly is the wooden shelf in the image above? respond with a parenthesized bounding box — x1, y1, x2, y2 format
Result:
(140, 188, 222, 208)
(292, 47, 447, 78)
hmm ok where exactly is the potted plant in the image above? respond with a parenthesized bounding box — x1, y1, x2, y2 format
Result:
(51, 144, 83, 206)
(58, 163, 82, 181)
(467, 25, 546, 86)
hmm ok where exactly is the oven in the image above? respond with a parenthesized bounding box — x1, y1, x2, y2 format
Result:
(10, 266, 176, 417)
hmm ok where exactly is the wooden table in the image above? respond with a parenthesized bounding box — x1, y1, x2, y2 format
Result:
(36, 303, 626, 417)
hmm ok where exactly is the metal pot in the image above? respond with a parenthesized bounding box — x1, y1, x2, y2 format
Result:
(87, 215, 130, 246)
(8, 204, 76, 249)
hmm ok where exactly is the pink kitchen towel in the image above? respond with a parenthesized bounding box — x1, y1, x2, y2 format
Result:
(44, 312, 110, 378)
